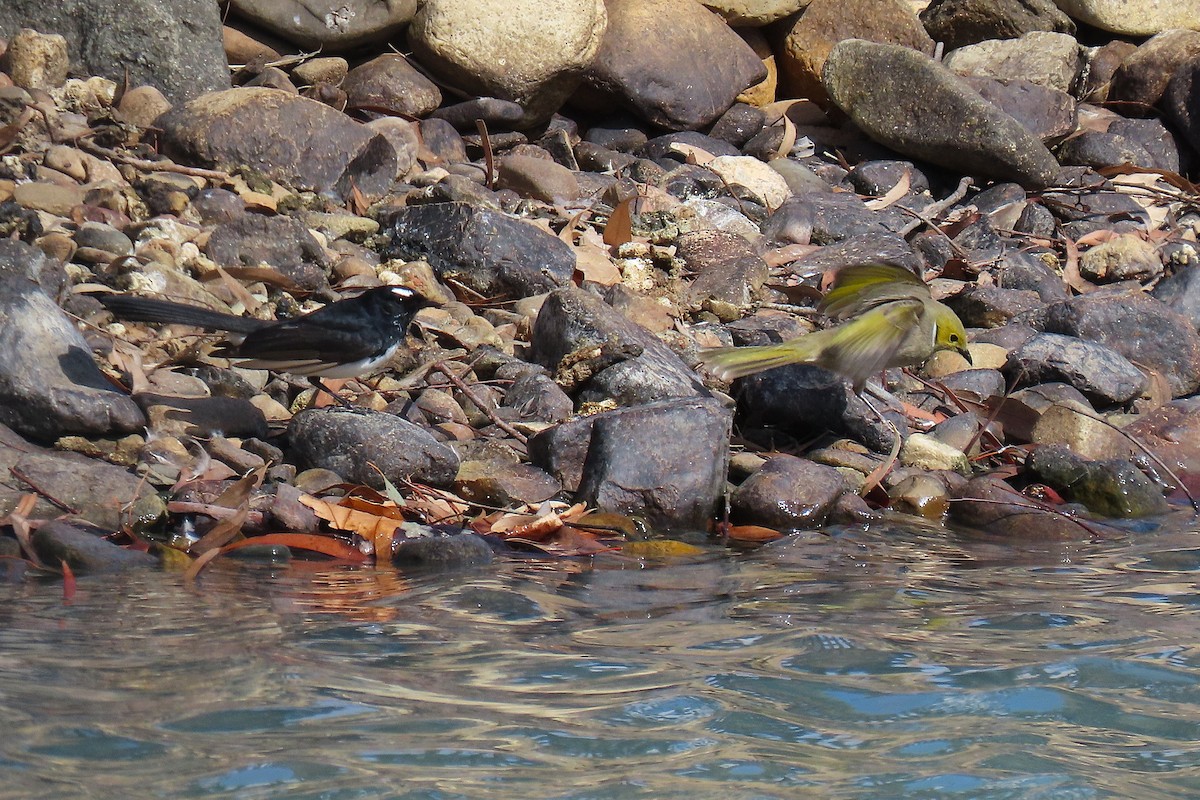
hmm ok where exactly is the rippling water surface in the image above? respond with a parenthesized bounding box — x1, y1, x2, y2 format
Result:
(5, 510, 1200, 799)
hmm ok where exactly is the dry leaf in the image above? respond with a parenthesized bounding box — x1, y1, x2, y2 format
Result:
(574, 242, 623, 285)
(863, 170, 911, 210)
(723, 524, 784, 543)
(190, 505, 249, 555)
(604, 197, 635, 247)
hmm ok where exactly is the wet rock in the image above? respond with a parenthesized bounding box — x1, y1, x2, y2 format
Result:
(380, 202, 575, 297)
(919, 0, 1075, 51)
(1042, 291, 1200, 398)
(0, 0, 229, 102)
(944, 31, 1083, 94)
(899, 433, 970, 474)
(530, 287, 708, 405)
(454, 460, 561, 506)
(206, 213, 331, 291)
(679, 230, 769, 312)
(822, 40, 1060, 188)
(1123, 397, 1200, 477)
(527, 415, 594, 492)
(227, 0, 417, 50)
(1028, 444, 1170, 518)
(410, 0, 606, 127)
(32, 521, 157, 573)
(733, 366, 904, 453)
(1005, 332, 1147, 406)
(778, 0, 933, 105)
(0, 241, 144, 440)
(951, 475, 1096, 538)
(575, 398, 731, 530)
(1028, 402, 1131, 461)
(392, 531, 494, 570)
(581, 0, 765, 131)
(288, 408, 461, 490)
(342, 54, 442, 118)
(731, 454, 844, 529)
(0, 424, 164, 529)
(157, 87, 397, 201)
(1054, 0, 1200, 35)
(1109, 29, 1200, 114)
(495, 153, 581, 203)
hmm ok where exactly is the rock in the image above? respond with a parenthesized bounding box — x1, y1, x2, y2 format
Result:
(500, 369, 574, 424)
(1005, 332, 1148, 405)
(157, 87, 397, 201)
(0, 0, 229, 103)
(950, 475, 1096, 538)
(731, 454, 844, 529)
(0, 424, 164, 529)
(1152, 263, 1200, 328)
(1057, 129, 1160, 171)
(1029, 403, 1130, 460)
(1027, 444, 1170, 518)
(919, 0, 1075, 51)
(495, 153, 581, 203)
(1123, 397, 1200, 477)
(679, 230, 769, 312)
(530, 286, 708, 406)
(574, 398, 731, 530)
(1080, 40, 1139, 102)
(899, 433, 970, 474)
(822, 40, 1060, 188)
(527, 415, 594, 492)
(778, 0, 933, 105)
(454, 460, 562, 505)
(410, 0, 606, 127)
(136, 393, 269, 439)
(430, 98, 526, 130)
(732, 365, 904, 453)
(709, 102, 766, 147)
(1079, 234, 1163, 283)
(32, 521, 158, 573)
(342, 54, 442, 118)
(706, 155, 792, 209)
(699, 0, 805, 26)
(1043, 290, 1200, 398)
(1042, 188, 1149, 239)
(1053, 0, 1200, 36)
(6, 28, 69, 90)
(764, 192, 894, 245)
(226, 0, 417, 50)
(962, 76, 1077, 144)
(288, 408, 461, 489)
(205, 213, 331, 291)
(581, 0, 765, 131)
(0, 241, 144, 440)
(946, 284, 1044, 327)
(12, 182, 85, 216)
(392, 531, 494, 570)
(944, 31, 1083, 94)
(292, 57, 349, 87)
(1165, 60, 1200, 155)
(1109, 29, 1200, 114)
(381, 202, 575, 297)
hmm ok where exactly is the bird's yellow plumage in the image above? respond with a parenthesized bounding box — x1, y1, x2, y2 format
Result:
(698, 264, 971, 391)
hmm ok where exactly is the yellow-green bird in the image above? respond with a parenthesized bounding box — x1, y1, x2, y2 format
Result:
(698, 263, 972, 391)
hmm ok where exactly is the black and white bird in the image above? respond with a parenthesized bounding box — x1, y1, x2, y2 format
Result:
(100, 285, 431, 399)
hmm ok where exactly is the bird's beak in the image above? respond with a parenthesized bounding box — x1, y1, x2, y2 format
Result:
(959, 345, 973, 365)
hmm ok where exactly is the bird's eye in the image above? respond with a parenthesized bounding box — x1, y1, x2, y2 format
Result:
(948, 333, 960, 343)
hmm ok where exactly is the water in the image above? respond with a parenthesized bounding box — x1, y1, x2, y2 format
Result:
(4, 510, 1200, 799)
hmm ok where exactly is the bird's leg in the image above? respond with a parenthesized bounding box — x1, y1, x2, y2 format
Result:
(309, 378, 355, 409)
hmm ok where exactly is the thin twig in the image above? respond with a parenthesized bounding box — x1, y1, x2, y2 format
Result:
(78, 136, 231, 181)
(432, 360, 528, 444)
(897, 175, 974, 239)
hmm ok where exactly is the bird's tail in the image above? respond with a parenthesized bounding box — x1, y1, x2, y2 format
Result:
(99, 294, 267, 335)
(697, 339, 819, 381)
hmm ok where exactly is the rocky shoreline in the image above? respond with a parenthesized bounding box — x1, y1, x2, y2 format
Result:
(0, 0, 1198, 576)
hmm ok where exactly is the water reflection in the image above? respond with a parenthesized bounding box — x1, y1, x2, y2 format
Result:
(1, 509, 1199, 799)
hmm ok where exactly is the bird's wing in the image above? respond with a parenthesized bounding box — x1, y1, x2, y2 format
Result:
(223, 322, 380, 371)
(816, 299, 923, 390)
(820, 263, 931, 320)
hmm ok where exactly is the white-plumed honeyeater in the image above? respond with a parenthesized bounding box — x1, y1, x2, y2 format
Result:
(698, 263, 972, 391)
